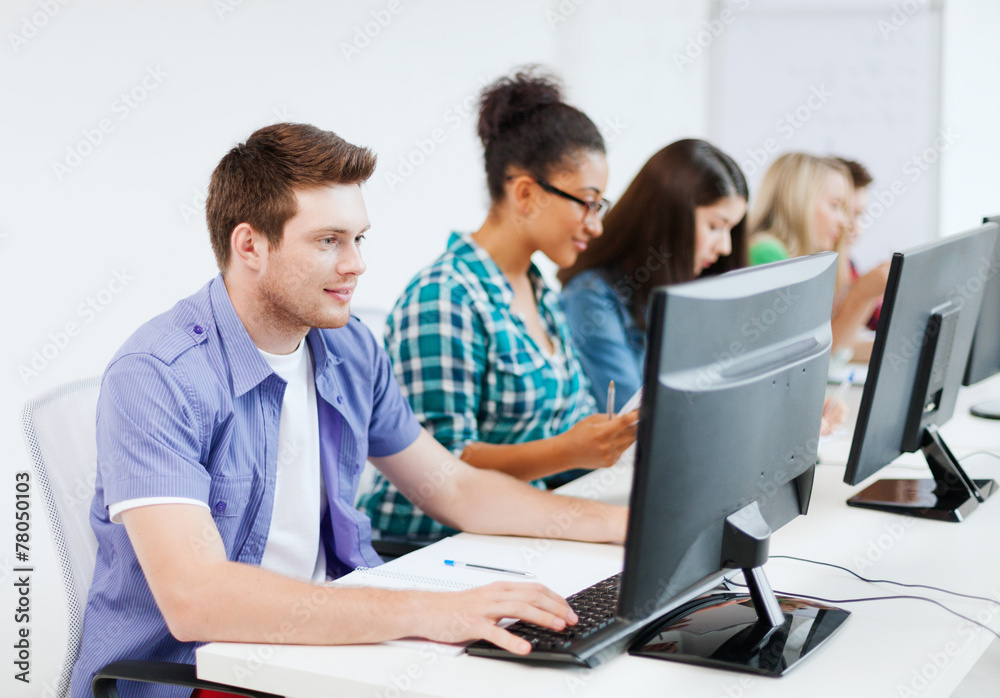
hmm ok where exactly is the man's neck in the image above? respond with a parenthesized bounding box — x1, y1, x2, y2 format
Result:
(223, 275, 308, 355)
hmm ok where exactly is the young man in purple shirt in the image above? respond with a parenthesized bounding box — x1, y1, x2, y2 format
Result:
(70, 123, 627, 698)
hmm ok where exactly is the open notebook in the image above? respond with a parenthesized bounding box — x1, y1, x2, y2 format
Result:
(332, 536, 623, 655)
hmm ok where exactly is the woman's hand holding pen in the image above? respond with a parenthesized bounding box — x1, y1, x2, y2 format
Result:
(820, 397, 847, 436)
(560, 410, 640, 470)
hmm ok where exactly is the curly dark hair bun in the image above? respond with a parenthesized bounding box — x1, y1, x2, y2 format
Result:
(476, 66, 604, 202)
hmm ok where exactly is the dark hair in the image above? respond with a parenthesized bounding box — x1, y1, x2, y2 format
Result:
(558, 139, 749, 329)
(834, 157, 873, 189)
(206, 122, 376, 271)
(478, 68, 605, 202)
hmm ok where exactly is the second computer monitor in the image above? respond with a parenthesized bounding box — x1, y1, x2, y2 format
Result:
(844, 222, 999, 520)
(621, 252, 848, 675)
(962, 214, 1000, 419)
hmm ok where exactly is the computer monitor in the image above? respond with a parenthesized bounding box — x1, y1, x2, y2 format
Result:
(962, 215, 1000, 419)
(844, 223, 999, 521)
(622, 252, 849, 676)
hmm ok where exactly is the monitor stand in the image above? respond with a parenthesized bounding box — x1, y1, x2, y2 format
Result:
(847, 425, 997, 521)
(629, 504, 850, 676)
(629, 566, 850, 677)
(970, 398, 1000, 420)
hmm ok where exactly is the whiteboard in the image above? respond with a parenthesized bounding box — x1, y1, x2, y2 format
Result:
(707, 0, 943, 269)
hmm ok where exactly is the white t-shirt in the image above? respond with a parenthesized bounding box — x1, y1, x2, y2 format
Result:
(110, 339, 328, 583)
(257, 340, 327, 582)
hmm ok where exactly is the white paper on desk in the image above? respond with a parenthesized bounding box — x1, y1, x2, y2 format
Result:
(338, 537, 621, 596)
(613, 387, 642, 471)
(331, 537, 623, 655)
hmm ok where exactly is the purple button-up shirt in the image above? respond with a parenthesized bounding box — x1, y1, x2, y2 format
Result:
(71, 276, 421, 698)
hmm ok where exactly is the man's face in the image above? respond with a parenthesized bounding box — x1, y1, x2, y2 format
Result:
(257, 184, 369, 332)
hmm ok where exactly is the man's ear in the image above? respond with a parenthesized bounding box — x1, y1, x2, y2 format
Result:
(230, 223, 267, 272)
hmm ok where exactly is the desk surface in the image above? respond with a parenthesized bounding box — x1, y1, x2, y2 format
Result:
(197, 376, 1000, 698)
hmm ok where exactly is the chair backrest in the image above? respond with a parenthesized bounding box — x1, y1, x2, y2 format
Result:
(21, 376, 102, 698)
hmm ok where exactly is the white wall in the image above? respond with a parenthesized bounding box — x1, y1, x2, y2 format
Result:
(0, 2, 713, 695)
(939, 0, 1000, 235)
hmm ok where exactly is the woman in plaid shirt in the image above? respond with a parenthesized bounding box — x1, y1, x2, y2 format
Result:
(358, 69, 639, 544)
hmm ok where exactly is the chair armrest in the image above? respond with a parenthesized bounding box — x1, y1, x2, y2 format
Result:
(92, 660, 282, 698)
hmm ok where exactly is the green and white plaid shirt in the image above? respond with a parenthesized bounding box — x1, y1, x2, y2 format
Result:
(356, 233, 597, 542)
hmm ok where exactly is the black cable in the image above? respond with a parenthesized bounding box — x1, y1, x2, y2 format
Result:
(772, 555, 999, 604)
(726, 578, 1000, 641)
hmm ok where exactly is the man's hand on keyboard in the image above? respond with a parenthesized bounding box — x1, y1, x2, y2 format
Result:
(414, 581, 579, 654)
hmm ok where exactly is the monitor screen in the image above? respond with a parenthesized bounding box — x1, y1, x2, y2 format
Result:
(844, 222, 999, 520)
(621, 252, 849, 675)
(962, 215, 1000, 420)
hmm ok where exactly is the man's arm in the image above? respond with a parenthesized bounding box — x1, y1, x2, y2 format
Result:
(371, 430, 629, 543)
(122, 503, 576, 654)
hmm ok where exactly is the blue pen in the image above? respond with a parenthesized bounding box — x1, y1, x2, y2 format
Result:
(444, 560, 535, 577)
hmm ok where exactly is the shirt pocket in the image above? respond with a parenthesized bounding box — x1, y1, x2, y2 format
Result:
(207, 475, 253, 552)
(490, 348, 552, 420)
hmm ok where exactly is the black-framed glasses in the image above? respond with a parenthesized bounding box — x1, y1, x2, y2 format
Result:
(536, 179, 611, 221)
(508, 176, 611, 221)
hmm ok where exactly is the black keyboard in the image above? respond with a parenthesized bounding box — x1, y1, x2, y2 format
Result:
(466, 572, 642, 667)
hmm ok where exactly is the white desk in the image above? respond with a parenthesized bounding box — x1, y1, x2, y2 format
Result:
(197, 378, 1000, 697)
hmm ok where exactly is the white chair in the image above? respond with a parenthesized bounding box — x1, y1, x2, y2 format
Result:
(21, 377, 279, 698)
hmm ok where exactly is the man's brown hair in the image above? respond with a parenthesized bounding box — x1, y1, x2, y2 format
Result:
(206, 123, 377, 271)
(834, 157, 873, 189)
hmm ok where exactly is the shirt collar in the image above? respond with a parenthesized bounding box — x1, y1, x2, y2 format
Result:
(209, 275, 275, 397)
(209, 275, 346, 397)
(447, 232, 549, 308)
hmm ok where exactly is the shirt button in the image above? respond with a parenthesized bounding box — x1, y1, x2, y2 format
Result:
(215, 501, 226, 514)
(337, 395, 343, 404)
(193, 325, 204, 334)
